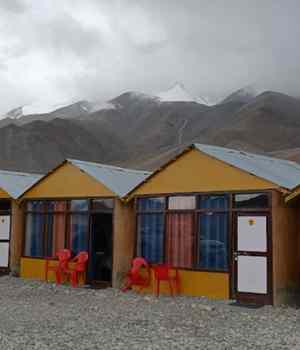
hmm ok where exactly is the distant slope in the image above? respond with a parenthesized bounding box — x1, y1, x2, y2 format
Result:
(1, 88, 300, 173)
(0, 118, 125, 172)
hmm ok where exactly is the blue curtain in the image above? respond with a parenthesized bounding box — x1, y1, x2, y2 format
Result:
(24, 213, 44, 257)
(137, 214, 164, 263)
(70, 214, 89, 255)
(198, 213, 228, 270)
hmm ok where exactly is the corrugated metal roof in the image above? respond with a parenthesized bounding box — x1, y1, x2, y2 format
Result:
(0, 170, 44, 199)
(67, 159, 151, 197)
(194, 144, 300, 190)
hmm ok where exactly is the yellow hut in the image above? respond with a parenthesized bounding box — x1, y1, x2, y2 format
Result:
(0, 170, 43, 273)
(126, 144, 300, 305)
(20, 159, 150, 287)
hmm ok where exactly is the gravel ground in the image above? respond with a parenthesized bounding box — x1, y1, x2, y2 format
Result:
(0, 276, 299, 349)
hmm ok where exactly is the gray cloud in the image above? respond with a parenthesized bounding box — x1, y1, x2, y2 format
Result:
(0, 0, 27, 13)
(1, 0, 300, 113)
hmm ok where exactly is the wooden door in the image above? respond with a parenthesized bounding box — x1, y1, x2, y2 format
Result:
(0, 215, 10, 268)
(233, 213, 272, 304)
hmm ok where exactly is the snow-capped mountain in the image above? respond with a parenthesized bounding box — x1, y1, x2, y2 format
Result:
(156, 82, 208, 104)
(2, 99, 115, 121)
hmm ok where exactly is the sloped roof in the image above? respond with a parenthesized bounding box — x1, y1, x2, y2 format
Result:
(194, 144, 300, 190)
(0, 170, 43, 199)
(67, 159, 151, 197)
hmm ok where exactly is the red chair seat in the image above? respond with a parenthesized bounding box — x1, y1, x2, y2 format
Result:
(121, 257, 150, 292)
(45, 249, 71, 284)
(153, 264, 180, 297)
(64, 251, 88, 287)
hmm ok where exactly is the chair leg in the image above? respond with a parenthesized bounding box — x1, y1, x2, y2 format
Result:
(71, 271, 78, 287)
(55, 270, 62, 285)
(168, 279, 174, 297)
(156, 279, 160, 297)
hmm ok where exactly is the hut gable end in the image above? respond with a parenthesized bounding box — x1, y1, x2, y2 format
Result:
(22, 162, 115, 199)
(132, 148, 278, 195)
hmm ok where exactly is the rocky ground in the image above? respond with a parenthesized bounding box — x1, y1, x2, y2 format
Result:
(0, 276, 299, 349)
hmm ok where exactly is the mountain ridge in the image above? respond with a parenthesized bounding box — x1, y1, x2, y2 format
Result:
(1, 86, 300, 173)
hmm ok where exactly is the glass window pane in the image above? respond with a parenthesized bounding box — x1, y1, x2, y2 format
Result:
(92, 199, 114, 211)
(168, 196, 196, 210)
(0, 201, 11, 211)
(24, 213, 45, 257)
(27, 201, 44, 211)
(47, 201, 67, 212)
(138, 197, 165, 211)
(69, 214, 89, 255)
(199, 195, 229, 210)
(198, 213, 229, 270)
(166, 213, 193, 268)
(233, 193, 269, 208)
(137, 213, 164, 263)
(46, 213, 66, 257)
(70, 200, 89, 211)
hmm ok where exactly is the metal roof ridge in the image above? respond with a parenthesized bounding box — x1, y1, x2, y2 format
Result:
(67, 158, 151, 175)
(193, 143, 300, 169)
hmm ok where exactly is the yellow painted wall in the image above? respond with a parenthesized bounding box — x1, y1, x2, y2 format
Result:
(20, 258, 85, 284)
(22, 162, 115, 199)
(0, 188, 10, 199)
(132, 149, 278, 196)
(135, 269, 229, 299)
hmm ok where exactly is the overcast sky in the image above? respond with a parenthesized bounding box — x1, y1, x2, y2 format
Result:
(1, 0, 300, 113)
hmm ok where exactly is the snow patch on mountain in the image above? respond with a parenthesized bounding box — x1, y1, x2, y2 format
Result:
(2, 98, 116, 120)
(156, 82, 208, 105)
(22, 99, 78, 115)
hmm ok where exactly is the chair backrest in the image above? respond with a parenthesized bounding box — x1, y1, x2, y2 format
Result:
(132, 257, 148, 274)
(153, 264, 171, 280)
(73, 251, 89, 271)
(56, 249, 71, 260)
(56, 249, 71, 270)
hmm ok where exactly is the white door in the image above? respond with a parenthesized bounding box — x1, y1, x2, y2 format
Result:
(235, 214, 270, 303)
(0, 216, 10, 267)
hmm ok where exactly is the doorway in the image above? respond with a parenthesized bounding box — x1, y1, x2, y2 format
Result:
(233, 213, 272, 304)
(89, 213, 113, 285)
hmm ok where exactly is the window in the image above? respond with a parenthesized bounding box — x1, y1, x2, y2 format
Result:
(46, 201, 67, 257)
(166, 213, 194, 268)
(199, 195, 229, 210)
(0, 200, 11, 211)
(24, 213, 45, 257)
(69, 214, 89, 255)
(168, 196, 196, 210)
(138, 197, 165, 211)
(27, 201, 44, 211)
(197, 212, 228, 270)
(92, 199, 114, 211)
(24, 199, 111, 258)
(233, 193, 269, 208)
(136, 197, 165, 263)
(137, 213, 164, 263)
(70, 200, 89, 211)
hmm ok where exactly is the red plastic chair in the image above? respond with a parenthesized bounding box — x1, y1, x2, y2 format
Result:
(121, 257, 150, 292)
(64, 251, 89, 287)
(45, 249, 71, 284)
(153, 264, 180, 297)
